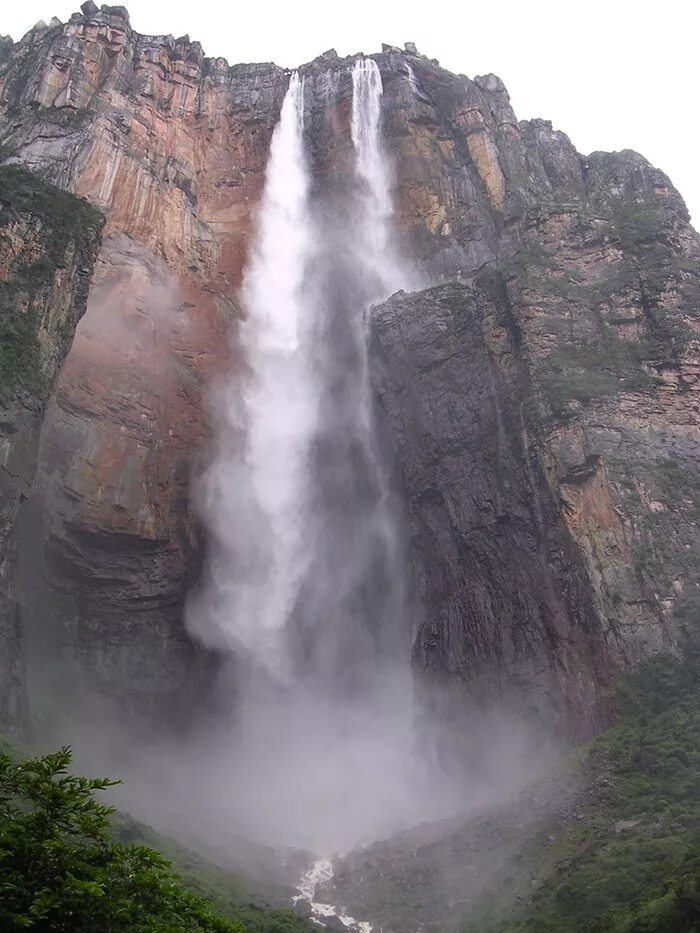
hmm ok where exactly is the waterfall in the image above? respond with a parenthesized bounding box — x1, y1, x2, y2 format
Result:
(181, 60, 458, 855)
(351, 58, 406, 299)
(187, 72, 316, 679)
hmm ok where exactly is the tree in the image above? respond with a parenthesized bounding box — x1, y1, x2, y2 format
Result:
(0, 747, 244, 932)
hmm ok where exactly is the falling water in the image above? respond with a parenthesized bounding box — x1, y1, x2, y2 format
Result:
(187, 73, 315, 679)
(351, 57, 408, 299)
(181, 60, 460, 855)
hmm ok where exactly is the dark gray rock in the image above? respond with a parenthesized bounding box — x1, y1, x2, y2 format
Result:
(0, 168, 103, 737)
(369, 149, 700, 734)
(100, 5, 130, 23)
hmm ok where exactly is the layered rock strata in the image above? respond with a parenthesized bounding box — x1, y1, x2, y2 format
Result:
(0, 165, 102, 734)
(371, 158, 700, 732)
(0, 4, 697, 732)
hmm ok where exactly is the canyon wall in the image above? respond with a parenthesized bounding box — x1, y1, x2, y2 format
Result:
(0, 6, 287, 726)
(0, 164, 102, 734)
(371, 146, 700, 734)
(0, 4, 697, 734)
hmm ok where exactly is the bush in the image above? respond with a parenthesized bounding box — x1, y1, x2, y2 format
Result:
(0, 747, 245, 931)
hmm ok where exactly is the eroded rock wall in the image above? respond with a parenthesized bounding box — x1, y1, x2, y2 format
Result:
(0, 165, 102, 735)
(371, 155, 700, 734)
(0, 5, 697, 735)
(0, 7, 287, 723)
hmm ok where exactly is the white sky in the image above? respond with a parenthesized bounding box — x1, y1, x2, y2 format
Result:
(2, 1, 699, 223)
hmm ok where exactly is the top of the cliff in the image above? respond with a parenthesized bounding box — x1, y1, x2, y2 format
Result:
(80, 2, 130, 25)
(8, 2, 453, 82)
(10, 4, 132, 44)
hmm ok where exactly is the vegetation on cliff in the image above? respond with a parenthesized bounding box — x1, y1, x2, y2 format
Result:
(0, 746, 311, 933)
(0, 164, 102, 239)
(464, 643, 700, 933)
(0, 164, 103, 400)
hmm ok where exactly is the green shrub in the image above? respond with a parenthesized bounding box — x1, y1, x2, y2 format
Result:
(649, 458, 700, 514)
(607, 200, 670, 251)
(0, 165, 104, 401)
(0, 747, 245, 931)
(0, 164, 103, 240)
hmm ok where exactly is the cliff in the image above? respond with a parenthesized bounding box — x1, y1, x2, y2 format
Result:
(0, 4, 698, 734)
(0, 164, 103, 734)
(371, 145, 700, 733)
(0, 5, 285, 726)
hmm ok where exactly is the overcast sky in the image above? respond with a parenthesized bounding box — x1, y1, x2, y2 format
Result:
(3, 1, 698, 223)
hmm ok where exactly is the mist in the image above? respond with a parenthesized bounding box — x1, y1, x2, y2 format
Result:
(180, 59, 460, 854)
(25, 55, 554, 871)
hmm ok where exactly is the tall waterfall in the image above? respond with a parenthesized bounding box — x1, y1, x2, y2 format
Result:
(182, 62, 457, 853)
(188, 73, 315, 679)
(351, 58, 406, 299)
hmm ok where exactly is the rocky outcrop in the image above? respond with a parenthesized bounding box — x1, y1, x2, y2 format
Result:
(371, 156, 700, 734)
(0, 165, 102, 735)
(0, 8, 287, 725)
(0, 5, 697, 734)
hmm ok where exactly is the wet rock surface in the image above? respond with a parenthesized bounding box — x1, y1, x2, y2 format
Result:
(0, 165, 103, 734)
(0, 4, 698, 734)
(371, 156, 700, 732)
(323, 773, 580, 933)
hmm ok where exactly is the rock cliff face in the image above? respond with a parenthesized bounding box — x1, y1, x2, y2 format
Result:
(0, 164, 102, 734)
(0, 4, 697, 734)
(370, 145, 699, 733)
(1, 6, 286, 725)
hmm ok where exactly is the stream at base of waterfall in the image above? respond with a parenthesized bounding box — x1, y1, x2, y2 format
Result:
(294, 859, 373, 932)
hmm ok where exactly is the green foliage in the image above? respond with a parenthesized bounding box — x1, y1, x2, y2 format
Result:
(537, 331, 655, 407)
(607, 200, 670, 251)
(113, 816, 313, 933)
(648, 458, 700, 514)
(0, 165, 104, 400)
(605, 197, 696, 356)
(0, 165, 103, 239)
(630, 514, 698, 591)
(462, 651, 700, 933)
(0, 300, 42, 398)
(0, 746, 246, 932)
(627, 457, 700, 589)
(588, 850, 700, 933)
(498, 237, 558, 283)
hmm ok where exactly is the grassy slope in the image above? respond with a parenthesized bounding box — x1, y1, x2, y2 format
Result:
(462, 652, 700, 933)
(113, 815, 312, 933)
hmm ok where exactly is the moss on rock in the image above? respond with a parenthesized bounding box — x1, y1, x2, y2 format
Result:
(0, 164, 104, 400)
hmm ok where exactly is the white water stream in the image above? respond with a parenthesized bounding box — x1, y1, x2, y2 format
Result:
(351, 57, 407, 299)
(294, 859, 373, 932)
(406, 63, 419, 94)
